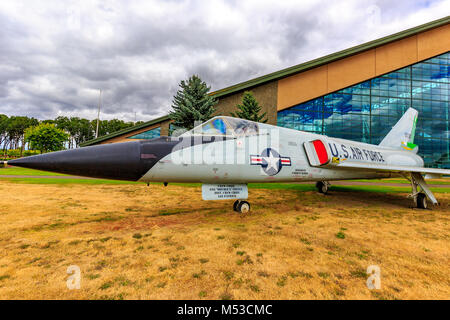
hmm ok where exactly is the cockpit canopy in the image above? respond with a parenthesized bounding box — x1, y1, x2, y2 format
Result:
(181, 116, 260, 137)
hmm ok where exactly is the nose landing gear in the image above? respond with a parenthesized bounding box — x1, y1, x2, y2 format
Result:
(316, 181, 330, 194)
(233, 200, 250, 213)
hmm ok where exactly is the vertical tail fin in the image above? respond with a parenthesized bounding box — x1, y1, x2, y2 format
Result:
(379, 108, 418, 151)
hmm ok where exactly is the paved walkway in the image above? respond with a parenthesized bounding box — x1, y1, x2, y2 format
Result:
(0, 175, 449, 188)
(295, 181, 450, 188)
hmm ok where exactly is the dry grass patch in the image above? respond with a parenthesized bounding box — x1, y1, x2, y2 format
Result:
(0, 181, 448, 299)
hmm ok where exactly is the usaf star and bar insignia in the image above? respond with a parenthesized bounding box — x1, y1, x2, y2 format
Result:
(250, 148, 291, 176)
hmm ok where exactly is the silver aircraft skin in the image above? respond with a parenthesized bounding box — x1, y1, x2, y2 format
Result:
(6, 107, 450, 212)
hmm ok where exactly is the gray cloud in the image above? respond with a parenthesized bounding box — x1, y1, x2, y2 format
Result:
(0, 0, 448, 122)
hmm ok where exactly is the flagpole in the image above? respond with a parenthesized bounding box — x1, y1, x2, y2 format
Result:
(95, 89, 102, 138)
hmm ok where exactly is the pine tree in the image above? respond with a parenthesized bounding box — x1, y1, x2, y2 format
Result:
(169, 75, 218, 130)
(230, 91, 267, 123)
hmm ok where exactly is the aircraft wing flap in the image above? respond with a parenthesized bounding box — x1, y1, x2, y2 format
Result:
(333, 161, 450, 176)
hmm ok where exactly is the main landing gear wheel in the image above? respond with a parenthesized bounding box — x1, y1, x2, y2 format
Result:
(416, 193, 428, 209)
(407, 172, 436, 209)
(316, 181, 329, 194)
(233, 200, 250, 213)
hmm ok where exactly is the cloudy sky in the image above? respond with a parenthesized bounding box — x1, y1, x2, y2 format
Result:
(0, 0, 448, 122)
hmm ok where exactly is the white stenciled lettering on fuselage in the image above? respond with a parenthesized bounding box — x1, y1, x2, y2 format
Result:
(327, 141, 385, 163)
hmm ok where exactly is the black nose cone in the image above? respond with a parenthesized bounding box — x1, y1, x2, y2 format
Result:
(8, 141, 149, 181)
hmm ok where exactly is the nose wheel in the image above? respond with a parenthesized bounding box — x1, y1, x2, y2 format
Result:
(233, 200, 250, 213)
(316, 181, 330, 194)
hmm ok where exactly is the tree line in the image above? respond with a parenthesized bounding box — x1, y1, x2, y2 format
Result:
(0, 114, 141, 156)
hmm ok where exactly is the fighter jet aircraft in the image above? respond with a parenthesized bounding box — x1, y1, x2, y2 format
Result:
(4, 107, 450, 213)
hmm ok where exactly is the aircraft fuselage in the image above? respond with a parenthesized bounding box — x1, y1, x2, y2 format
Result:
(139, 126, 423, 184)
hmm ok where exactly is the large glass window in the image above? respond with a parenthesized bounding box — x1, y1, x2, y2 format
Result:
(169, 123, 182, 136)
(277, 51, 450, 168)
(127, 127, 161, 140)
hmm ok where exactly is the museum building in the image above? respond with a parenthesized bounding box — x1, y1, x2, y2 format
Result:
(81, 17, 450, 168)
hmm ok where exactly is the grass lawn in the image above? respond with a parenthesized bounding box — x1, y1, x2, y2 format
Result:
(0, 167, 66, 176)
(0, 178, 448, 193)
(1, 166, 449, 192)
(249, 183, 450, 193)
(353, 178, 450, 185)
(0, 167, 136, 184)
(1, 178, 139, 185)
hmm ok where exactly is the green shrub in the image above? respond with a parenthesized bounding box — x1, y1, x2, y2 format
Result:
(1, 149, 41, 159)
(23, 150, 41, 157)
